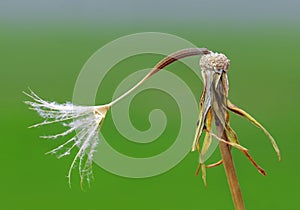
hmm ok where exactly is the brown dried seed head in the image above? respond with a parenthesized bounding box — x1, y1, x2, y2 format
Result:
(200, 53, 230, 72)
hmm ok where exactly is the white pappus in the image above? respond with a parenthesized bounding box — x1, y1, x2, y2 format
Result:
(24, 89, 110, 187)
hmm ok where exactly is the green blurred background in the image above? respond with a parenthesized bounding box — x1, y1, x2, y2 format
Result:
(0, 1, 299, 209)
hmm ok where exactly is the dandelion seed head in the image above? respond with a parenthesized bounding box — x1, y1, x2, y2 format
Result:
(200, 52, 230, 72)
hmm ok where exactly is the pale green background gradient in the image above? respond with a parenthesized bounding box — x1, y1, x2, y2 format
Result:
(0, 1, 299, 209)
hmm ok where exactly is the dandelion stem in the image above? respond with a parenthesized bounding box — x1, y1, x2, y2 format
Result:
(215, 118, 245, 210)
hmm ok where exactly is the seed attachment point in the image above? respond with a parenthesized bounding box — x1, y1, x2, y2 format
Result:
(200, 53, 230, 72)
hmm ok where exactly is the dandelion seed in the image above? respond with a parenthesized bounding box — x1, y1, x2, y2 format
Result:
(24, 89, 109, 187)
(24, 48, 210, 187)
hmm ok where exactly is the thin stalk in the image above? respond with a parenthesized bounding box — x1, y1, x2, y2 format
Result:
(215, 118, 245, 210)
(108, 48, 210, 106)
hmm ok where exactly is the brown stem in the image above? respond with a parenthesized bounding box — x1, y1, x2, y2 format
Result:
(215, 118, 246, 210)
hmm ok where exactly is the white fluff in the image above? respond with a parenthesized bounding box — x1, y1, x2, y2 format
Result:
(24, 89, 108, 187)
